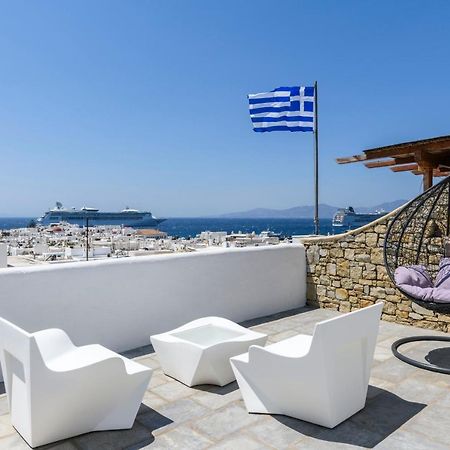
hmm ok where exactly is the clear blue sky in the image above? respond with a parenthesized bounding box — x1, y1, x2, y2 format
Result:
(1, 0, 450, 217)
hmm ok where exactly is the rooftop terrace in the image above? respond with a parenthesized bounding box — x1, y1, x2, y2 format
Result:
(0, 306, 449, 449)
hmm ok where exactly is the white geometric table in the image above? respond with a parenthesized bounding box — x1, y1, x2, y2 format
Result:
(151, 317, 267, 387)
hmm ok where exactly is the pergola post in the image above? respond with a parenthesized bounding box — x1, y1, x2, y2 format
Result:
(423, 166, 433, 191)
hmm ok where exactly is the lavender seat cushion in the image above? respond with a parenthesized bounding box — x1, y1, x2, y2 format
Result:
(394, 265, 433, 288)
(435, 258, 450, 288)
(394, 264, 450, 303)
(430, 287, 450, 303)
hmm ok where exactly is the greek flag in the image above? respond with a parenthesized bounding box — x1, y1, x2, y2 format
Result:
(248, 86, 315, 132)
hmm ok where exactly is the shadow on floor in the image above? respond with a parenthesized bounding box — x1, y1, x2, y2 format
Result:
(272, 387, 426, 448)
(121, 344, 155, 359)
(240, 305, 317, 328)
(8, 404, 172, 450)
(425, 346, 450, 370)
(192, 381, 239, 396)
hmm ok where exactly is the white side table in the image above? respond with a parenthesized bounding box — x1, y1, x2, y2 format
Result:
(151, 317, 267, 387)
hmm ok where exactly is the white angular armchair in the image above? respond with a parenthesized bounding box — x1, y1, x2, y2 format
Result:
(230, 303, 383, 428)
(0, 317, 152, 448)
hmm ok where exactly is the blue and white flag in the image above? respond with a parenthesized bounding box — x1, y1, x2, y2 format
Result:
(248, 86, 315, 132)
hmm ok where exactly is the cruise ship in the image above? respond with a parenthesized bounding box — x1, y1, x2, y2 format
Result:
(37, 202, 166, 228)
(332, 206, 386, 229)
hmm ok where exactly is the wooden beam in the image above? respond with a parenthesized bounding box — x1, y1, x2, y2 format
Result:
(363, 147, 415, 160)
(394, 155, 416, 165)
(363, 139, 450, 160)
(364, 155, 417, 168)
(337, 138, 450, 166)
(365, 159, 396, 168)
(391, 164, 419, 173)
(413, 170, 450, 177)
(336, 154, 367, 164)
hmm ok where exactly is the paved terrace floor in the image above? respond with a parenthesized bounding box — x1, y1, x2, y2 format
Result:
(0, 307, 449, 449)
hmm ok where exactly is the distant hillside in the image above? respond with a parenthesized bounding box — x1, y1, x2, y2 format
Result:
(218, 200, 407, 219)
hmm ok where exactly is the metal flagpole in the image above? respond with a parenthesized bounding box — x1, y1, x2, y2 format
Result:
(313, 81, 320, 235)
(85, 218, 89, 261)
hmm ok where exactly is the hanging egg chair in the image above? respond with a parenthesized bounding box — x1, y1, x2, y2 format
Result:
(384, 176, 450, 374)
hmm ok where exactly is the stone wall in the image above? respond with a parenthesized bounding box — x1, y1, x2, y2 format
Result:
(300, 210, 450, 332)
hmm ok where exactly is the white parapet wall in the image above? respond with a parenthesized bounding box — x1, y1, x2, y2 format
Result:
(0, 244, 7, 268)
(0, 244, 306, 356)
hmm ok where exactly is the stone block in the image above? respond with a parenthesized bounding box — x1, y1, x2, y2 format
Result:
(341, 278, 354, 289)
(360, 299, 374, 308)
(323, 303, 339, 311)
(306, 246, 320, 264)
(355, 253, 371, 263)
(337, 260, 350, 277)
(382, 313, 396, 322)
(363, 270, 377, 280)
(437, 314, 450, 323)
(344, 249, 355, 259)
(386, 294, 401, 303)
(371, 248, 384, 265)
(370, 286, 386, 299)
(377, 266, 388, 279)
(350, 266, 363, 281)
(411, 302, 434, 317)
(326, 263, 337, 276)
(409, 312, 423, 320)
(335, 288, 349, 300)
(329, 248, 344, 258)
(383, 302, 397, 315)
(397, 303, 411, 312)
(374, 225, 387, 234)
(396, 310, 409, 319)
(415, 320, 441, 330)
(366, 233, 378, 247)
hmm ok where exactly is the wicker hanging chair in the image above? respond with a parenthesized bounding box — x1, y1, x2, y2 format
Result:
(384, 175, 450, 374)
(384, 175, 450, 313)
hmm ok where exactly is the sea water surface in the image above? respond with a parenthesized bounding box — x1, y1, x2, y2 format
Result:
(0, 217, 336, 237)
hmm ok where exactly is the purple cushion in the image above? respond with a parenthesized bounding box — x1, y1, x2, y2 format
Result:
(395, 264, 450, 303)
(394, 265, 433, 289)
(431, 287, 450, 303)
(435, 258, 450, 288)
(398, 284, 436, 302)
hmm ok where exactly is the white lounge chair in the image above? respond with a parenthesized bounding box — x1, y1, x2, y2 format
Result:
(230, 303, 383, 428)
(0, 317, 152, 448)
(151, 317, 267, 387)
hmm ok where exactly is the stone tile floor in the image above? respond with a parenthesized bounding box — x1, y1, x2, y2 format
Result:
(0, 306, 449, 449)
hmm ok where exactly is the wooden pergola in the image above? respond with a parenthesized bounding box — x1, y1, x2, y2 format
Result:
(336, 135, 450, 191)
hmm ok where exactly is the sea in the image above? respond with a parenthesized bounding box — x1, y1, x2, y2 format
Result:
(0, 217, 336, 238)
